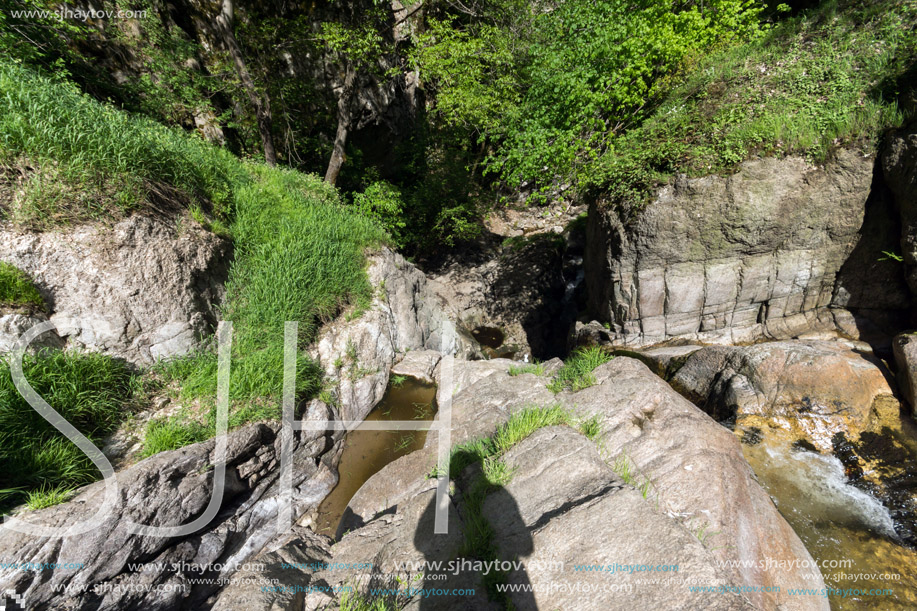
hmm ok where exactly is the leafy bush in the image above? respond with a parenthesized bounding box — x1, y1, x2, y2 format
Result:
(413, 0, 765, 200)
(0, 350, 135, 511)
(352, 181, 407, 247)
(0, 261, 44, 310)
(547, 347, 613, 393)
(589, 0, 917, 210)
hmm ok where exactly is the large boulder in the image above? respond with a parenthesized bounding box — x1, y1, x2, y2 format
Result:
(585, 149, 881, 346)
(0, 214, 229, 365)
(313, 248, 476, 423)
(670, 340, 901, 451)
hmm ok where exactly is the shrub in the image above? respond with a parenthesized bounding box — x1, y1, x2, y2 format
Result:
(0, 261, 44, 310)
(352, 181, 407, 247)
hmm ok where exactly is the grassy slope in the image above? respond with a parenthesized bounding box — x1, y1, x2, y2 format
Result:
(0, 58, 386, 498)
(592, 0, 917, 210)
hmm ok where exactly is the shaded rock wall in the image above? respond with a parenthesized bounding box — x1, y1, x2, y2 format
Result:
(585, 149, 906, 347)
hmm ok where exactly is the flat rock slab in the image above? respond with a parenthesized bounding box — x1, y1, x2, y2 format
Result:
(484, 426, 752, 611)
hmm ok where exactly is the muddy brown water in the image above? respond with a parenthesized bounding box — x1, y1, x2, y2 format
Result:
(742, 428, 917, 610)
(313, 378, 437, 537)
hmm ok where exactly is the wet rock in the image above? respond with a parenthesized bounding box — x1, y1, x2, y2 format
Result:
(893, 331, 917, 414)
(671, 340, 900, 451)
(585, 150, 880, 347)
(0, 215, 229, 365)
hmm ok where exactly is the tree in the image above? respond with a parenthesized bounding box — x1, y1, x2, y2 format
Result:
(413, 0, 765, 199)
(319, 1, 396, 185)
(215, 0, 277, 166)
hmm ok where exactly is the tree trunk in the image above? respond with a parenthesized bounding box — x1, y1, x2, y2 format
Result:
(216, 0, 277, 166)
(324, 118, 349, 185)
(324, 66, 358, 185)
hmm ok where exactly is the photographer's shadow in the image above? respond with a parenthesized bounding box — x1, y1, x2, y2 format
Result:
(414, 465, 538, 610)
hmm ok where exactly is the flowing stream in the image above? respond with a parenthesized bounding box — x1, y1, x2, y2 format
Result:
(742, 430, 917, 610)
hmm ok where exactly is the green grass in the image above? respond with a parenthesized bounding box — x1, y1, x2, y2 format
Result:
(339, 589, 394, 611)
(610, 451, 653, 500)
(547, 347, 613, 394)
(0, 261, 44, 311)
(162, 166, 383, 408)
(25, 483, 76, 510)
(0, 59, 245, 225)
(0, 350, 135, 512)
(141, 416, 211, 457)
(591, 0, 917, 211)
(0, 59, 389, 453)
(507, 361, 545, 377)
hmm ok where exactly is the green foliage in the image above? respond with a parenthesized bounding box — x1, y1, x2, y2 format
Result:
(25, 483, 75, 510)
(547, 347, 613, 393)
(353, 181, 407, 247)
(507, 361, 545, 376)
(0, 350, 135, 512)
(141, 416, 211, 457)
(0, 61, 386, 453)
(591, 0, 917, 210)
(339, 587, 396, 611)
(413, 0, 765, 200)
(149, 168, 383, 447)
(0, 58, 244, 224)
(610, 450, 654, 499)
(0, 261, 44, 310)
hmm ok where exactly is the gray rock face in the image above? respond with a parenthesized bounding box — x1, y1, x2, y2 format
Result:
(0, 313, 64, 353)
(243, 356, 826, 611)
(670, 340, 901, 451)
(0, 424, 336, 611)
(585, 150, 876, 346)
(0, 215, 230, 365)
(893, 332, 917, 414)
(314, 248, 476, 423)
(883, 129, 917, 295)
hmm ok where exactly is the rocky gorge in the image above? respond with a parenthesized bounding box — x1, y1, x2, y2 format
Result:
(1, 0, 917, 604)
(0, 129, 916, 610)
